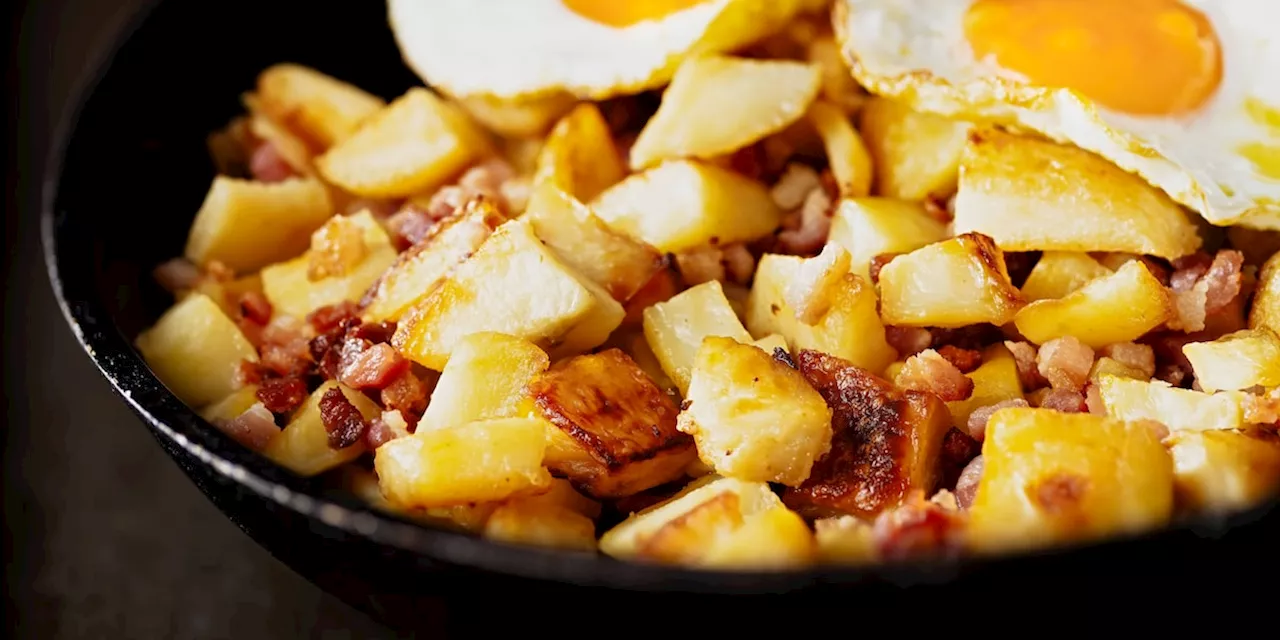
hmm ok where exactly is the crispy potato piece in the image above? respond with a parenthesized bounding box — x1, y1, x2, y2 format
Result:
(261, 211, 397, 318)
(1098, 375, 1245, 433)
(317, 88, 488, 198)
(807, 35, 865, 114)
(530, 349, 694, 498)
(826, 197, 949, 280)
(879, 232, 1024, 328)
(679, 337, 833, 486)
(784, 242, 853, 323)
(1182, 329, 1280, 393)
(262, 381, 380, 477)
(418, 332, 549, 431)
(946, 344, 1024, 430)
(199, 385, 262, 424)
(526, 184, 665, 303)
(752, 333, 790, 355)
(135, 293, 259, 408)
(783, 350, 951, 518)
(361, 198, 506, 323)
(700, 506, 816, 570)
(375, 417, 552, 509)
(858, 96, 971, 201)
(344, 467, 498, 533)
(392, 219, 623, 370)
(747, 253, 897, 375)
(1167, 430, 1280, 514)
(1013, 261, 1171, 348)
(1249, 252, 1280, 333)
(483, 480, 599, 552)
(814, 515, 877, 564)
(808, 100, 872, 197)
(1020, 252, 1113, 302)
(629, 55, 820, 170)
(256, 63, 385, 149)
(953, 129, 1201, 259)
(592, 160, 782, 254)
(184, 176, 334, 273)
(642, 281, 753, 395)
(457, 91, 576, 139)
(531, 102, 626, 203)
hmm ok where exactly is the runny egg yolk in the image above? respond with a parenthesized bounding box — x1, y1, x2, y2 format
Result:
(563, 0, 713, 28)
(964, 0, 1222, 116)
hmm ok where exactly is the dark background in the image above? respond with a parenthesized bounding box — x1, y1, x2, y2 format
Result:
(3, 1, 403, 637)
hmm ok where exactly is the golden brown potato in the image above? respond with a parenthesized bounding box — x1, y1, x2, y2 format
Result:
(456, 91, 576, 139)
(530, 349, 695, 498)
(945, 344, 1024, 430)
(482, 479, 599, 552)
(1098, 375, 1245, 433)
(952, 129, 1202, 259)
(1013, 261, 1171, 348)
(968, 407, 1173, 555)
(1019, 252, 1113, 302)
(698, 506, 816, 570)
(260, 211, 398, 318)
(858, 96, 971, 201)
(531, 102, 626, 203)
(642, 280, 753, 395)
(256, 63, 385, 149)
(813, 515, 877, 564)
(262, 381, 380, 477)
(826, 197, 949, 280)
(782, 350, 951, 518)
(1250, 251, 1280, 333)
(418, 332, 549, 431)
(1182, 329, 1280, 393)
(878, 232, 1024, 328)
(808, 100, 872, 197)
(679, 336, 833, 486)
(628, 55, 820, 170)
(1167, 430, 1280, 514)
(184, 176, 334, 273)
(317, 88, 488, 198)
(807, 35, 865, 114)
(392, 219, 623, 370)
(135, 293, 259, 408)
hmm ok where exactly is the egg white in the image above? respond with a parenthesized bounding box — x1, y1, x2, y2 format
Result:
(836, 0, 1280, 228)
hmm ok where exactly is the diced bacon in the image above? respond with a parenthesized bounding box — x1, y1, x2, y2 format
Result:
(306, 302, 360, 333)
(722, 244, 756, 284)
(871, 490, 966, 561)
(954, 456, 984, 509)
(364, 410, 411, 450)
(1168, 250, 1244, 333)
(238, 291, 273, 325)
(319, 387, 367, 449)
(1004, 340, 1047, 390)
(965, 398, 1030, 442)
(1099, 342, 1156, 378)
(1171, 252, 1212, 292)
(884, 326, 932, 358)
(894, 349, 974, 402)
(153, 258, 203, 293)
(1085, 383, 1106, 415)
(249, 142, 297, 183)
(214, 402, 280, 451)
(770, 163, 822, 210)
(339, 343, 410, 390)
(938, 427, 980, 490)
(259, 316, 313, 377)
(776, 187, 832, 256)
(256, 375, 308, 414)
(385, 205, 438, 249)
(380, 370, 429, 419)
(1168, 281, 1209, 332)
(1037, 388, 1088, 413)
(936, 345, 982, 374)
(1203, 250, 1244, 313)
(235, 360, 264, 387)
(1036, 336, 1095, 392)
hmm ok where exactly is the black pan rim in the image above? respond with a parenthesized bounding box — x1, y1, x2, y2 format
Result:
(37, 0, 1280, 594)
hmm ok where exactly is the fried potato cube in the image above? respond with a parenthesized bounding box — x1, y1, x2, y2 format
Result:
(361, 198, 505, 323)
(747, 254, 897, 374)
(699, 506, 816, 570)
(1183, 329, 1280, 393)
(967, 407, 1174, 554)
(262, 381, 380, 476)
(317, 88, 488, 198)
(953, 129, 1202, 259)
(598, 476, 783, 562)
(184, 176, 334, 273)
(344, 467, 498, 533)
(530, 349, 694, 498)
(1251, 251, 1280, 333)
(858, 96, 971, 201)
(256, 63, 385, 149)
(1167, 430, 1280, 514)
(260, 211, 397, 318)
(808, 100, 873, 197)
(628, 55, 820, 170)
(1019, 252, 1114, 302)
(135, 293, 259, 408)
(483, 479, 599, 552)
(813, 515, 877, 564)
(679, 337, 833, 486)
(1013, 261, 1171, 348)
(1098, 375, 1245, 432)
(526, 184, 665, 303)
(418, 332, 549, 431)
(879, 232, 1024, 328)
(826, 197, 949, 281)
(946, 344, 1024, 430)
(531, 102, 625, 203)
(375, 417, 552, 509)
(199, 384, 262, 424)
(591, 160, 782, 254)
(642, 280, 753, 395)
(783, 350, 952, 518)
(807, 35, 865, 113)
(457, 91, 575, 139)
(392, 219, 623, 370)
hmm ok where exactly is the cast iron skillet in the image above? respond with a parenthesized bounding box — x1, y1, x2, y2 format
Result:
(40, 0, 1280, 628)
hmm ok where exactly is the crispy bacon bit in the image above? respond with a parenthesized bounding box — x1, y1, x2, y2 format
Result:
(307, 302, 360, 333)
(871, 490, 966, 562)
(1168, 250, 1244, 332)
(936, 345, 982, 374)
(770, 163, 822, 210)
(259, 317, 313, 377)
(339, 343, 410, 390)
(385, 205, 438, 249)
(215, 402, 280, 451)
(1098, 342, 1156, 378)
(776, 187, 832, 256)
(1037, 389, 1088, 413)
(236, 360, 264, 387)
(1169, 281, 1209, 332)
(884, 326, 932, 358)
(364, 410, 411, 450)
(153, 258, 203, 293)
(1243, 392, 1280, 426)
(867, 252, 900, 284)
(350, 320, 396, 345)
(1005, 340, 1047, 390)
(674, 245, 725, 286)
(1171, 252, 1212, 291)
(1036, 336, 1095, 392)
(319, 387, 367, 449)
(954, 456, 984, 509)
(965, 398, 1030, 442)
(256, 375, 308, 414)
(895, 349, 974, 401)
(238, 291, 273, 325)
(722, 244, 756, 284)
(380, 370, 429, 419)
(938, 428, 980, 490)
(249, 142, 297, 183)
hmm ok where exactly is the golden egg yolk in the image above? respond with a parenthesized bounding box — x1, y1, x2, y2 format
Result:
(964, 0, 1223, 116)
(563, 0, 712, 28)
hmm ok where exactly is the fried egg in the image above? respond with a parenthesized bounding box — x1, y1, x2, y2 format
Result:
(388, 0, 812, 102)
(836, 0, 1280, 228)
